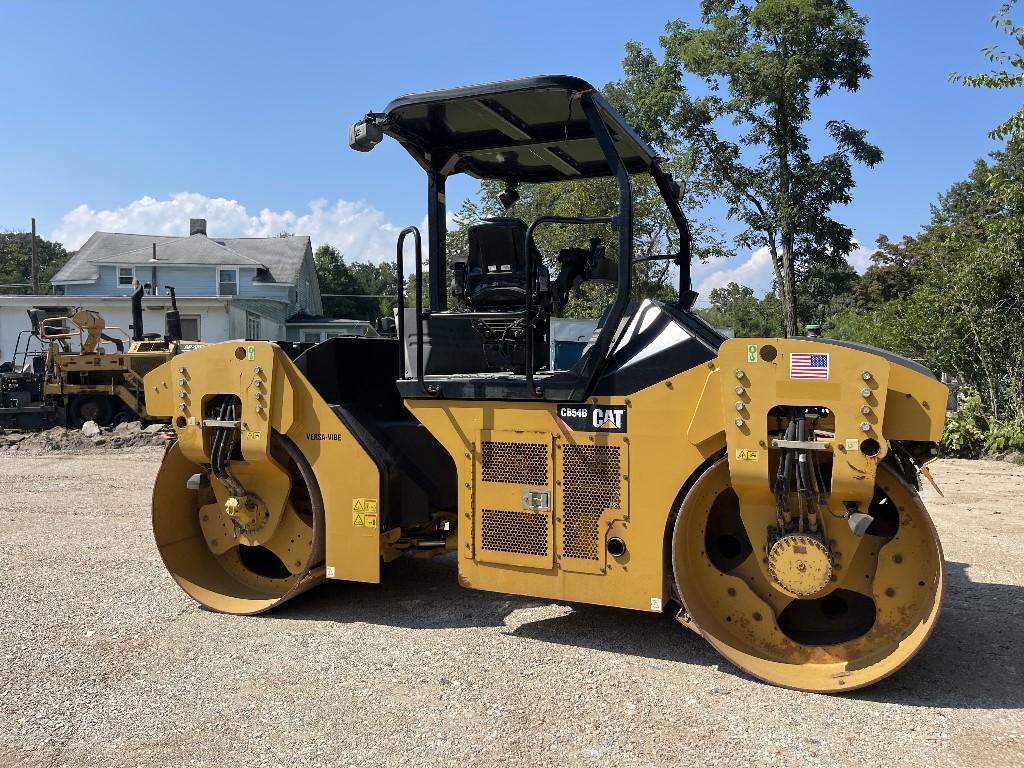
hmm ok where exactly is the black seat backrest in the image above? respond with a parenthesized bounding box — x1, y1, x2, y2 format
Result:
(461, 218, 532, 310)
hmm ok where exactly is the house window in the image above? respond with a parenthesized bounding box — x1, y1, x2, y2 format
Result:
(245, 311, 262, 340)
(118, 267, 134, 286)
(179, 315, 201, 341)
(301, 330, 322, 343)
(218, 268, 238, 296)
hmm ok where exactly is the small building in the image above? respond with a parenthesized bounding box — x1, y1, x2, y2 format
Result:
(0, 218, 323, 361)
(284, 313, 378, 343)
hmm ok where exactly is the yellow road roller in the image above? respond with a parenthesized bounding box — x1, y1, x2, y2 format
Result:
(145, 76, 947, 692)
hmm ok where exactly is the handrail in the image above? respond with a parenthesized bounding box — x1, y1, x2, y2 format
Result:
(524, 214, 614, 399)
(650, 161, 696, 308)
(396, 226, 439, 397)
(570, 94, 634, 401)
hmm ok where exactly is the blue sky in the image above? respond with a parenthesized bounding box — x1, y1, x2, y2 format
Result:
(0, 1, 1018, 297)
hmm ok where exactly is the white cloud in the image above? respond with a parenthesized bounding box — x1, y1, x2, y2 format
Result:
(51, 192, 401, 264)
(694, 246, 777, 299)
(846, 243, 873, 273)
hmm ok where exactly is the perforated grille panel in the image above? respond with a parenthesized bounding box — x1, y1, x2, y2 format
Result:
(561, 445, 622, 560)
(480, 509, 549, 556)
(481, 441, 548, 485)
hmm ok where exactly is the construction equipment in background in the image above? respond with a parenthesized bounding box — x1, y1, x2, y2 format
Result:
(0, 324, 55, 428)
(0, 286, 204, 429)
(145, 76, 947, 692)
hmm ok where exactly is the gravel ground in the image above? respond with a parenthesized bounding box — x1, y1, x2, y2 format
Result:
(0, 451, 1021, 768)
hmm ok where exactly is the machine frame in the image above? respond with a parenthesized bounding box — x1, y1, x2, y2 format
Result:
(145, 75, 949, 692)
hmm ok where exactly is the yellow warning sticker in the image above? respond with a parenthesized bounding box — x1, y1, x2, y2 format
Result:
(352, 498, 379, 529)
(244, 430, 262, 441)
(352, 497, 378, 514)
(735, 448, 760, 461)
(352, 511, 379, 529)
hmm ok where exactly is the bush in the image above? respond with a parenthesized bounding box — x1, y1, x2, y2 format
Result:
(940, 390, 1024, 458)
(940, 390, 989, 458)
(984, 418, 1024, 455)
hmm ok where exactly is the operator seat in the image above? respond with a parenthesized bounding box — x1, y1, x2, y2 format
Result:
(453, 218, 545, 311)
(404, 218, 551, 376)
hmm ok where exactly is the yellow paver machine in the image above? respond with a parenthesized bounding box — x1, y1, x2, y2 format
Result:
(145, 76, 947, 691)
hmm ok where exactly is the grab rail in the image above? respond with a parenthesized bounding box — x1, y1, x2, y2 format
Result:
(524, 215, 614, 398)
(395, 226, 439, 396)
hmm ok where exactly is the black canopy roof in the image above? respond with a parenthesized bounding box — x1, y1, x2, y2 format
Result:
(379, 75, 659, 183)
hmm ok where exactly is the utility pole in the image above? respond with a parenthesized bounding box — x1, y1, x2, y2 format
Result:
(30, 217, 40, 295)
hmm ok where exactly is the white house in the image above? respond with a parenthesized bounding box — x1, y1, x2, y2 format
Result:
(0, 218, 328, 362)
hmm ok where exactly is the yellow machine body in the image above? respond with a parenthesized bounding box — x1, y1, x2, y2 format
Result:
(405, 337, 945, 614)
(146, 342, 383, 599)
(145, 334, 946, 691)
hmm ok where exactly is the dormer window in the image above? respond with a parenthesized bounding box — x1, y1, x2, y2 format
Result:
(218, 268, 238, 296)
(118, 266, 134, 286)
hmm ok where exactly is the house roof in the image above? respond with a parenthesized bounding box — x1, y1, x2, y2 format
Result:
(51, 231, 312, 285)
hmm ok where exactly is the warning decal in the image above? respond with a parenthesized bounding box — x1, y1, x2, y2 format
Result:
(735, 448, 760, 461)
(352, 498, 379, 529)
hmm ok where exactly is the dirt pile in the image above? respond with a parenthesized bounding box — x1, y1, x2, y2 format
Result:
(0, 420, 168, 454)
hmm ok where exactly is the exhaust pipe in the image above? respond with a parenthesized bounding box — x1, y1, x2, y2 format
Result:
(164, 285, 182, 341)
(130, 285, 144, 341)
(607, 536, 627, 558)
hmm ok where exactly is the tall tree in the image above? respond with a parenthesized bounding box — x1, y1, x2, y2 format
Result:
(0, 232, 70, 294)
(617, 0, 882, 336)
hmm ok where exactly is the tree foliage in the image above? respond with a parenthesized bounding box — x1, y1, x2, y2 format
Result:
(697, 282, 784, 336)
(616, 0, 881, 336)
(952, 1, 1024, 143)
(0, 232, 70, 294)
(313, 244, 398, 322)
(830, 146, 1024, 434)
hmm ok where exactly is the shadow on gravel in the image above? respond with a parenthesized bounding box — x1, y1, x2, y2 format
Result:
(271, 556, 1022, 709)
(858, 560, 1024, 710)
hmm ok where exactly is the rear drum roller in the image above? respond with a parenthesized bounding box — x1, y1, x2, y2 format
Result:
(152, 433, 326, 615)
(672, 457, 943, 692)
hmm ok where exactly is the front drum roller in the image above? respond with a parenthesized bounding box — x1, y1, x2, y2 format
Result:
(152, 433, 326, 615)
(672, 457, 943, 692)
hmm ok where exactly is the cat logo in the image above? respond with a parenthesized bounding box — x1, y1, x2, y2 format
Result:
(593, 407, 625, 430)
(556, 403, 628, 433)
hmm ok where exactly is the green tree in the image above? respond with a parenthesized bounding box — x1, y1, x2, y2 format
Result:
(313, 243, 399, 322)
(697, 282, 784, 337)
(830, 148, 1024, 426)
(952, 1, 1024, 143)
(617, 0, 882, 336)
(0, 232, 70, 294)
(852, 235, 925, 307)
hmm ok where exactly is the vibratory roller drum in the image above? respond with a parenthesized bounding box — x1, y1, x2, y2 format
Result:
(671, 455, 944, 692)
(152, 427, 326, 615)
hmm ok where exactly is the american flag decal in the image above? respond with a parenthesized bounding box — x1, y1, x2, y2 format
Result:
(790, 352, 830, 380)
